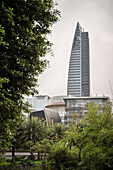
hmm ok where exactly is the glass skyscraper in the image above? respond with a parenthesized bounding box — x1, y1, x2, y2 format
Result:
(67, 22, 90, 97)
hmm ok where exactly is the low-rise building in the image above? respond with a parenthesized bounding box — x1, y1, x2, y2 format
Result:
(63, 96, 109, 126)
(25, 95, 110, 126)
(30, 108, 61, 126)
(46, 96, 66, 123)
(25, 95, 50, 112)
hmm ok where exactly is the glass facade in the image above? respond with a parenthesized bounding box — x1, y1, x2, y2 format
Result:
(64, 97, 109, 126)
(67, 22, 90, 97)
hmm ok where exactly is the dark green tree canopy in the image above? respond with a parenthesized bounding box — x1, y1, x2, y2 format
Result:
(0, 0, 60, 151)
(0, 0, 60, 97)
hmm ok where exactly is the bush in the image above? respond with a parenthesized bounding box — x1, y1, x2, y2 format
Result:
(0, 154, 6, 163)
(5, 162, 23, 170)
(13, 155, 26, 162)
(49, 141, 75, 169)
(49, 142, 68, 163)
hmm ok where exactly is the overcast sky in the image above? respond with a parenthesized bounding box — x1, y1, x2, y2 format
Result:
(38, 0, 113, 99)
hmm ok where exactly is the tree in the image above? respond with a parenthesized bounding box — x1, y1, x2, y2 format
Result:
(18, 118, 47, 150)
(0, 0, 60, 151)
(49, 141, 69, 169)
(75, 102, 113, 169)
(54, 123, 66, 141)
(62, 102, 113, 169)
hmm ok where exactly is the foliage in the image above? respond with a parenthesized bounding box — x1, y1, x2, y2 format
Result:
(0, 0, 60, 97)
(16, 118, 48, 150)
(0, 154, 6, 163)
(55, 102, 113, 170)
(31, 138, 51, 160)
(0, 0, 60, 152)
(40, 138, 51, 153)
(49, 140, 79, 170)
(49, 141, 68, 166)
(1, 103, 113, 170)
(75, 102, 113, 169)
(53, 123, 66, 142)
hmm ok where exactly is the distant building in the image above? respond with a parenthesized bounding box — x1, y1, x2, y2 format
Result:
(46, 96, 66, 123)
(25, 95, 62, 126)
(26, 95, 50, 112)
(63, 96, 109, 126)
(25, 94, 110, 127)
(30, 108, 61, 126)
(67, 22, 90, 97)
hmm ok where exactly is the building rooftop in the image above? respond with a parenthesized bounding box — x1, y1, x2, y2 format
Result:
(46, 102, 66, 107)
(64, 96, 110, 100)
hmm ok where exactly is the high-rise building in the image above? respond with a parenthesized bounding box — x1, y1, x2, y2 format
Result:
(67, 22, 90, 97)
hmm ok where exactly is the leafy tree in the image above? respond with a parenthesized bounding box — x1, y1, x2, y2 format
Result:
(76, 102, 113, 169)
(32, 138, 51, 160)
(48, 140, 78, 169)
(62, 102, 113, 169)
(65, 128, 76, 151)
(54, 123, 66, 141)
(31, 141, 41, 160)
(46, 123, 66, 143)
(65, 113, 78, 150)
(49, 141, 68, 169)
(0, 0, 60, 151)
(40, 138, 51, 154)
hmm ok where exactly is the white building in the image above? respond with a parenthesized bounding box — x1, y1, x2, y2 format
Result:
(63, 96, 110, 126)
(25, 95, 50, 112)
(45, 96, 67, 123)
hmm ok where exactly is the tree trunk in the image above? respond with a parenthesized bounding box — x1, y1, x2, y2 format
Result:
(37, 151, 40, 160)
(69, 144, 71, 150)
(78, 147, 82, 162)
(12, 145, 15, 162)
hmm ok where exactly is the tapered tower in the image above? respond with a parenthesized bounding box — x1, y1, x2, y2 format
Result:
(67, 22, 90, 96)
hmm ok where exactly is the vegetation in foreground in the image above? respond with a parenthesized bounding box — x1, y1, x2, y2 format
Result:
(0, 0, 60, 152)
(0, 103, 113, 170)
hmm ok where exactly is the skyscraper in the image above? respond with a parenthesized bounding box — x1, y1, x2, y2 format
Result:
(67, 22, 90, 97)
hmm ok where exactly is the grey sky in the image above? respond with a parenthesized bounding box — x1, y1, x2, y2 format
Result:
(38, 0, 113, 99)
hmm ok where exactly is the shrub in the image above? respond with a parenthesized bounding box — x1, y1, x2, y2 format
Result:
(0, 154, 6, 163)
